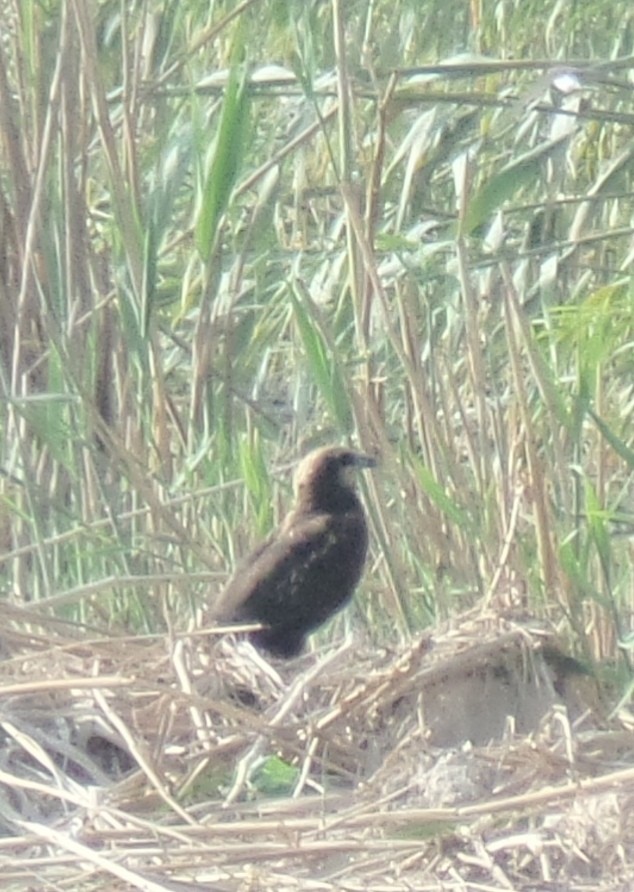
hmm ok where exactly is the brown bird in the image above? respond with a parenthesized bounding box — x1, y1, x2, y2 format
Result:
(217, 445, 377, 657)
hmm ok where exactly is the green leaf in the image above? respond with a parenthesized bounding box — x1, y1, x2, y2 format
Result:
(289, 287, 352, 430)
(13, 394, 74, 471)
(239, 437, 273, 534)
(583, 478, 610, 567)
(463, 135, 569, 234)
(195, 60, 250, 260)
(588, 408, 634, 470)
(413, 459, 469, 530)
(251, 755, 299, 796)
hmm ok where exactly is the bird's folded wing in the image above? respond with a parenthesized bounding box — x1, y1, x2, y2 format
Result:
(211, 513, 338, 621)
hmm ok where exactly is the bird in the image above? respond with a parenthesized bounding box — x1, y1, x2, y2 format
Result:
(215, 445, 377, 658)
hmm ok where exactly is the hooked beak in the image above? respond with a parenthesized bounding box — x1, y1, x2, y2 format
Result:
(350, 451, 378, 469)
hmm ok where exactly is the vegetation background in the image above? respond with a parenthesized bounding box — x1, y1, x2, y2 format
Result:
(3, 0, 633, 674)
(0, 0, 634, 890)
(3, 0, 634, 887)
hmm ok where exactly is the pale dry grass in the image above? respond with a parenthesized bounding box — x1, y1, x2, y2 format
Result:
(1, 606, 632, 891)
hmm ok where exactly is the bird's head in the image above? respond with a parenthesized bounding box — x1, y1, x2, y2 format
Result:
(294, 446, 377, 513)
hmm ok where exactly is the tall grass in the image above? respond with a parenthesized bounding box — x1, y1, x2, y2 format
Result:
(1, 0, 633, 679)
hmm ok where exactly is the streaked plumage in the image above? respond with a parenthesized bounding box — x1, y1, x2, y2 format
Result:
(217, 446, 376, 657)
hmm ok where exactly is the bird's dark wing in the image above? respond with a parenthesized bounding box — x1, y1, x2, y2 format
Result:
(216, 510, 368, 645)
